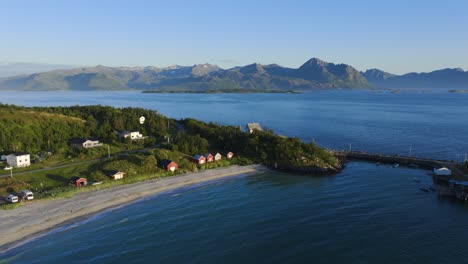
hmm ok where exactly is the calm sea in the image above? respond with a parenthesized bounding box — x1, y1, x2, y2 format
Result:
(1, 90, 468, 263)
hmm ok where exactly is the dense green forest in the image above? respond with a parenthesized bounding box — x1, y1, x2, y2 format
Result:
(0, 104, 170, 154)
(0, 104, 339, 172)
(177, 118, 339, 170)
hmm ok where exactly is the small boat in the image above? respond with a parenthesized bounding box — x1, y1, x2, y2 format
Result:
(420, 186, 429, 192)
(413, 177, 420, 183)
(393, 163, 399, 168)
(376, 162, 381, 166)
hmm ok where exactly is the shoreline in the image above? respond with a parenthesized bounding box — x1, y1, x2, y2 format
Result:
(0, 164, 267, 253)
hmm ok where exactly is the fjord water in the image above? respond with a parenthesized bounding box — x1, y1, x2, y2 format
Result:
(1, 90, 467, 160)
(1, 90, 468, 263)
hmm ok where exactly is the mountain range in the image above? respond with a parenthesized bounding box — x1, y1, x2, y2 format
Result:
(0, 58, 466, 91)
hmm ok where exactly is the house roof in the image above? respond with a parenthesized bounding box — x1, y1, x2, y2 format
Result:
(12, 152, 30, 156)
(160, 159, 175, 167)
(70, 177, 86, 182)
(193, 154, 205, 160)
(69, 138, 86, 144)
(247, 123, 262, 131)
(204, 153, 213, 157)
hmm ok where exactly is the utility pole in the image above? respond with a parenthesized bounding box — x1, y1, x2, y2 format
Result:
(4, 167, 13, 178)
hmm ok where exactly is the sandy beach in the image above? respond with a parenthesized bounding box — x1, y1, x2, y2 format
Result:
(0, 164, 266, 252)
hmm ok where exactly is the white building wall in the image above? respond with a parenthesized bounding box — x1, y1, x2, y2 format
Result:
(6, 154, 31, 168)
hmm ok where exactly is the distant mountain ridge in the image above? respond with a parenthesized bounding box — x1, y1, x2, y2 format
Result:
(0, 58, 372, 91)
(0, 58, 467, 91)
(362, 68, 468, 89)
(0, 62, 79, 78)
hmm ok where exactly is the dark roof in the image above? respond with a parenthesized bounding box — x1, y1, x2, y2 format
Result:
(159, 159, 175, 167)
(13, 152, 30, 156)
(70, 176, 86, 182)
(193, 154, 204, 160)
(204, 153, 213, 157)
(69, 138, 86, 144)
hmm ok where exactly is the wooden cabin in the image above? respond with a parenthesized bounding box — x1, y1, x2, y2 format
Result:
(214, 153, 222, 161)
(204, 153, 214, 163)
(109, 171, 125, 180)
(193, 155, 206, 165)
(226, 152, 234, 159)
(160, 159, 178, 172)
(70, 177, 87, 187)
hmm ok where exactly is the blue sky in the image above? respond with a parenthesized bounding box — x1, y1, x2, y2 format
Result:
(1, 0, 467, 74)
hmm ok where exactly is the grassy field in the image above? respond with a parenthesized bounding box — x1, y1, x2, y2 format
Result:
(0, 148, 245, 207)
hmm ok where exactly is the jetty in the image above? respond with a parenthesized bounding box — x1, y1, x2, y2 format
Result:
(332, 150, 459, 171)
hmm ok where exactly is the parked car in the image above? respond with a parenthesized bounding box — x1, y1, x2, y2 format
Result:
(20, 190, 34, 201)
(5, 194, 19, 203)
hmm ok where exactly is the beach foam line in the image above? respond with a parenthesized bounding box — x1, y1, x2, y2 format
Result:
(0, 164, 267, 253)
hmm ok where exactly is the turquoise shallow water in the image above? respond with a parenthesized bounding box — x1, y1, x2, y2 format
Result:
(1, 90, 468, 263)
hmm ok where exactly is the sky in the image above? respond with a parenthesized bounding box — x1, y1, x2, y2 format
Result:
(1, 0, 467, 74)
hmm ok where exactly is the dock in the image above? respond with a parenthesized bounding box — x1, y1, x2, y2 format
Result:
(332, 150, 459, 171)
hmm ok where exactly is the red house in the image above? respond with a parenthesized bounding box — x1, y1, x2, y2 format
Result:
(193, 155, 206, 164)
(226, 152, 234, 159)
(204, 153, 214, 163)
(70, 177, 87, 187)
(160, 160, 178, 172)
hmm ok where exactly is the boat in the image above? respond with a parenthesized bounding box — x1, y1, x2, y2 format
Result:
(413, 177, 420, 183)
(393, 163, 399, 168)
(376, 162, 381, 166)
(420, 186, 429, 192)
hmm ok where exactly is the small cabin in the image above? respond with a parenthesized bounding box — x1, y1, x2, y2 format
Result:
(193, 155, 206, 165)
(214, 153, 222, 161)
(246, 123, 262, 133)
(160, 159, 178, 172)
(71, 177, 87, 187)
(204, 153, 214, 163)
(109, 171, 125, 180)
(226, 152, 234, 159)
(69, 138, 102, 149)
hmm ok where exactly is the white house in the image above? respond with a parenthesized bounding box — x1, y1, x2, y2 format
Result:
(6, 152, 31, 168)
(118, 131, 144, 140)
(69, 138, 103, 149)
